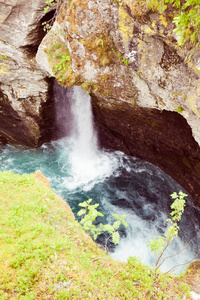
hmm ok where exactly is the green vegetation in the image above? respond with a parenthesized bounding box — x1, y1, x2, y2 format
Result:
(148, 191, 187, 272)
(81, 34, 115, 67)
(176, 106, 183, 113)
(112, 48, 130, 66)
(43, 0, 61, 32)
(113, 0, 123, 6)
(80, 81, 97, 94)
(147, 0, 200, 45)
(0, 55, 8, 60)
(78, 199, 128, 245)
(45, 40, 78, 87)
(53, 52, 71, 72)
(0, 171, 192, 299)
(44, 0, 55, 14)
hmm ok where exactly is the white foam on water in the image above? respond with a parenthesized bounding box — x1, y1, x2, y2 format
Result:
(62, 148, 120, 191)
(110, 204, 196, 274)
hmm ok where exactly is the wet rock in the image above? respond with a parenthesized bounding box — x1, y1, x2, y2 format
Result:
(92, 95, 200, 206)
(37, 0, 200, 146)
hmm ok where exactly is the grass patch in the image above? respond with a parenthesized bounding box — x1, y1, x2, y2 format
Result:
(0, 171, 192, 299)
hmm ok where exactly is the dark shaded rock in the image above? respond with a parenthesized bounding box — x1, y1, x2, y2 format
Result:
(92, 95, 200, 206)
(0, 83, 55, 147)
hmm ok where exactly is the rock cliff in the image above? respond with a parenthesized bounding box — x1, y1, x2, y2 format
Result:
(0, 0, 56, 146)
(37, 0, 200, 206)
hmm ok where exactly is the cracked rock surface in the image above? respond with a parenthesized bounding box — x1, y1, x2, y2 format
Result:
(0, 0, 54, 146)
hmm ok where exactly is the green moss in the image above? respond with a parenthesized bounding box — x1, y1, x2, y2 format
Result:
(112, 48, 130, 65)
(0, 54, 8, 60)
(81, 34, 115, 67)
(81, 81, 97, 94)
(176, 106, 183, 113)
(46, 40, 79, 87)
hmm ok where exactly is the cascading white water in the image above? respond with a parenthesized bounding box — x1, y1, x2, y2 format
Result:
(60, 86, 118, 190)
(70, 87, 98, 160)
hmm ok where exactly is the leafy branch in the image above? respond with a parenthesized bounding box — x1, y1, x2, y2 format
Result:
(42, 0, 61, 32)
(147, 0, 200, 45)
(78, 199, 128, 246)
(147, 191, 188, 271)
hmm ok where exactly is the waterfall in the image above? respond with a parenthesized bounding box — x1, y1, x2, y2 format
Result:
(55, 84, 115, 190)
(67, 86, 100, 186)
(70, 86, 98, 160)
(54, 82, 98, 159)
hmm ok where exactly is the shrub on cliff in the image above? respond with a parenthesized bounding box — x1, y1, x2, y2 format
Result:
(147, 0, 200, 45)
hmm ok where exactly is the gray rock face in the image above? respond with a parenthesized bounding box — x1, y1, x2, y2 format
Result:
(0, 0, 54, 146)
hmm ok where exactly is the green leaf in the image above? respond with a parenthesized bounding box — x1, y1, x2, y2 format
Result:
(79, 199, 92, 207)
(119, 214, 127, 219)
(77, 209, 86, 216)
(113, 220, 121, 230)
(112, 213, 119, 219)
(112, 231, 120, 245)
(44, 7, 49, 13)
(121, 220, 128, 227)
(103, 224, 114, 234)
(170, 192, 178, 199)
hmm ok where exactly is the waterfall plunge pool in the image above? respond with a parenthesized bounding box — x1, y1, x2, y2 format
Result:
(0, 85, 199, 275)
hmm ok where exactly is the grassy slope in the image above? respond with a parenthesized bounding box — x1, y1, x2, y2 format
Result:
(0, 171, 192, 300)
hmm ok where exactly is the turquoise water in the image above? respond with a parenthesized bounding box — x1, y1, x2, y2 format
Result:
(0, 85, 199, 274)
